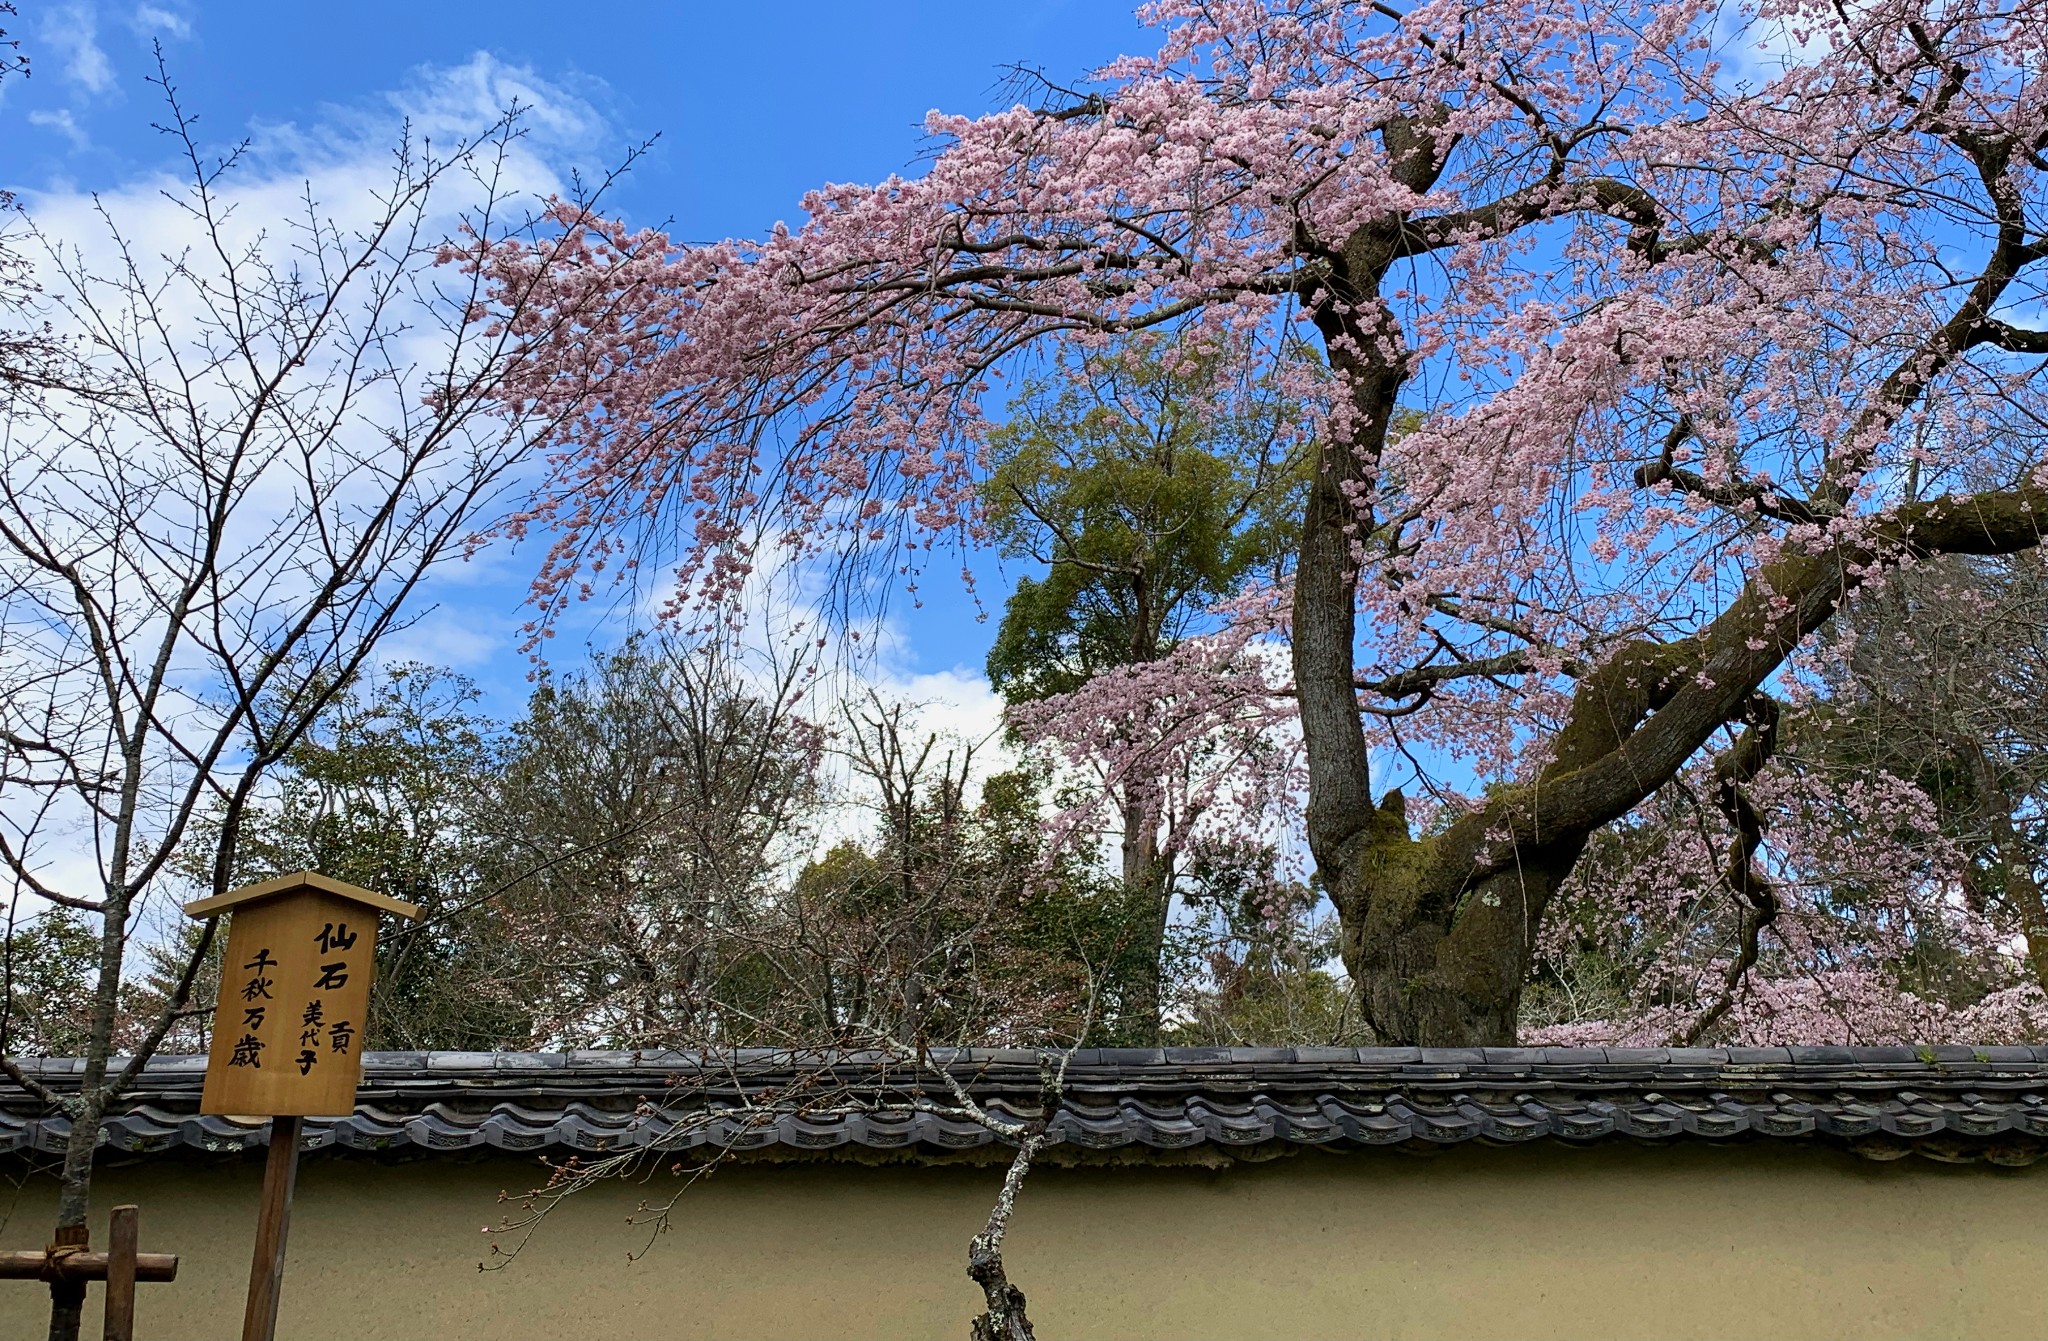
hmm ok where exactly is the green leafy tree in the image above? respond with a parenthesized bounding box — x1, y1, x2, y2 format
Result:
(0, 910, 97, 1057)
(196, 638, 829, 1051)
(204, 664, 529, 1049)
(983, 332, 1311, 1041)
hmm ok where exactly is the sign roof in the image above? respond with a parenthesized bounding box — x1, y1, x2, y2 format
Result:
(182, 871, 421, 921)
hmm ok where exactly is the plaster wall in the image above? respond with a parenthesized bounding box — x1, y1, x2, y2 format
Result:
(2, 1144, 2043, 1340)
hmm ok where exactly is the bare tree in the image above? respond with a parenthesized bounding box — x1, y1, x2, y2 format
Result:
(480, 1045, 1081, 1341)
(0, 6, 65, 403)
(830, 693, 992, 1045)
(0, 71, 631, 1340)
(468, 680, 1110, 1051)
(464, 633, 827, 1047)
(468, 694, 1106, 1340)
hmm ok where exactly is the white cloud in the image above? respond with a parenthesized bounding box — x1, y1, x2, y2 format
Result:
(870, 665, 1007, 749)
(1710, 1, 1857, 90)
(40, 3, 115, 96)
(129, 3, 191, 39)
(396, 51, 607, 148)
(6, 56, 612, 907)
(371, 601, 512, 674)
(16, 53, 608, 552)
(24, 54, 602, 284)
(28, 108, 90, 149)
(631, 541, 1012, 768)
(802, 658, 1014, 856)
(243, 53, 609, 182)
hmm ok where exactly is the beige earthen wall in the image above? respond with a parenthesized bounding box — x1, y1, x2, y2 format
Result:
(2, 1143, 2044, 1339)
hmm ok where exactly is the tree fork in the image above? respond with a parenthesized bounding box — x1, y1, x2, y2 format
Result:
(1333, 484, 2048, 1045)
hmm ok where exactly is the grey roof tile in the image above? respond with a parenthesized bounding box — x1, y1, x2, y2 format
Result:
(1224, 1047, 1297, 1064)
(1603, 1048, 1673, 1065)
(364, 1051, 431, 1070)
(1417, 1047, 1489, 1066)
(1665, 1048, 1730, 1066)
(11, 1047, 2048, 1166)
(561, 1049, 635, 1068)
(1786, 1045, 1861, 1065)
(1848, 1045, 1927, 1065)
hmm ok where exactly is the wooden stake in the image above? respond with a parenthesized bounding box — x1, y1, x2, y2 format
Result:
(103, 1206, 137, 1341)
(240, 1116, 301, 1341)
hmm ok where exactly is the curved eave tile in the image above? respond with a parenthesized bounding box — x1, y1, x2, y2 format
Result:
(9, 1048, 2048, 1165)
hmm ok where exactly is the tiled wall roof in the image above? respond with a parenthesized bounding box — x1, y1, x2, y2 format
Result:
(10, 1046, 2048, 1165)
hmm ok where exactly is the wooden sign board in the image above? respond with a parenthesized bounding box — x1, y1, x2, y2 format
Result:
(187, 873, 418, 1117)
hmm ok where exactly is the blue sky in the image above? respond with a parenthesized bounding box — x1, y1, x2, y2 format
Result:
(7, 0, 1149, 233)
(2, 0, 1159, 726)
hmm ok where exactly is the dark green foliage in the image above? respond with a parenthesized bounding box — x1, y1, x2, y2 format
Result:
(983, 333, 1310, 703)
(0, 909, 98, 1057)
(980, 333, 1319, 1042)
(201, 664, 532, 1049)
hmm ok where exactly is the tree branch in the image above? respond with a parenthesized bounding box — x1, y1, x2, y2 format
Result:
(1676, 693, 1783, 1046)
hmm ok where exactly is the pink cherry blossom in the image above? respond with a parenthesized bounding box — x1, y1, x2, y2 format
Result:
(463, 0, 2048, 1043)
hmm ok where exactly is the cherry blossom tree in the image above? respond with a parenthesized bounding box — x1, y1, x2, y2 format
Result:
(1528, 553, 2048, 1046)
(470, 0, 2048, 1044)
(983, 331, 1309, 1040)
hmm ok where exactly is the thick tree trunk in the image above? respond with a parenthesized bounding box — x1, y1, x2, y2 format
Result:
(1310, 637, 1689, 1045)
(1284, 117, 2048, 1044)
(1292, 143, 1510, 1044)
(1287, 298, 1660, 1045)
(1332, 800, 1583, 1046)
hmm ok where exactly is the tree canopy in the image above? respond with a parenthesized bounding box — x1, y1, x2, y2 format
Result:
(469, 0, 2048, 1045)
(983, 332, 1307, 702)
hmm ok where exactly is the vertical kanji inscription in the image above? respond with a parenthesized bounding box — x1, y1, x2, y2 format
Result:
(198, 887, 386, 1116)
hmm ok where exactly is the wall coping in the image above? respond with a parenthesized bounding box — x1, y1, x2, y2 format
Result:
(9, 1047, 2048, 1165)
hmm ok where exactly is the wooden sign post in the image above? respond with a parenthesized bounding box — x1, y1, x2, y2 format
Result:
(185, 872, 417, 1341)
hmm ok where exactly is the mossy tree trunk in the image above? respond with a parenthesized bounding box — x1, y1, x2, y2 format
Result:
(1288, 117, 2048, 1046)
